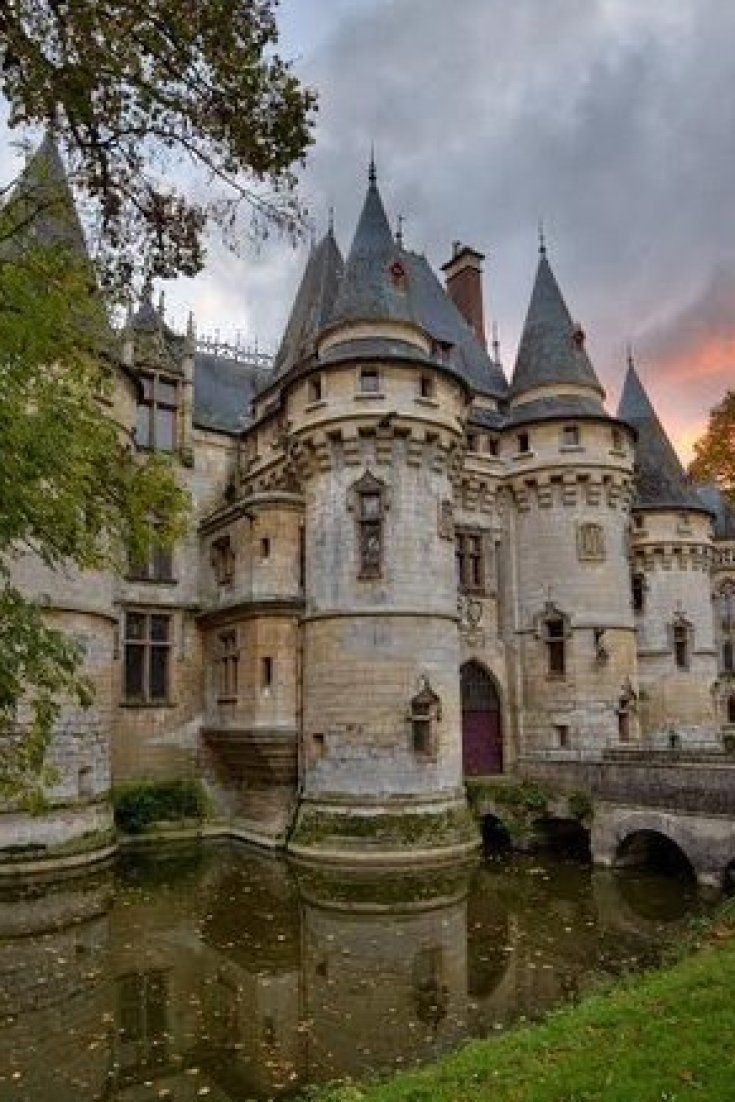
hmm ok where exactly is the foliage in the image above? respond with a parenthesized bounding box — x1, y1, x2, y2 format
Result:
(567, 789, 594, 822)
(689, 390, 735, 505)
(112, 778, 208, 834)
(0, 191, 188, 797)
(0, 0, 316, 285)
(305, 904, 735, 1102)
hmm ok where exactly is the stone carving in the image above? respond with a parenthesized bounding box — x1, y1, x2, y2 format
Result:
(577, 522, 606, 562)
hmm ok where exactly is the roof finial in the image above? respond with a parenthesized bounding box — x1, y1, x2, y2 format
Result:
(368, 144, 377, 186)
(492, 320, 501, 365)
(328, 205, 335, 234)
(626, 341, 635, 371)
(538, 218, 546, 256)
(396, 213, 405, 248)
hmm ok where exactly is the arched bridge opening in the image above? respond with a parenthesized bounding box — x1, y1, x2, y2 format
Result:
(614, 830, 696, 882)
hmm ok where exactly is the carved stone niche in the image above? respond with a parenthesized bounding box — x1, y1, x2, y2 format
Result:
(577, 521, 606, 562)
(408, 675, 442, 759)
(438, 498, 455, 541)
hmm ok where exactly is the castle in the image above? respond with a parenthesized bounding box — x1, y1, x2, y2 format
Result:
(4, 137, 735, 868)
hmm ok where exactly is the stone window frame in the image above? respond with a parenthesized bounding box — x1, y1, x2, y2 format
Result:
(357, 366, 382, 395)
(122, 608, 173, 706)
(669, 612, 694, 670)
(576, 521, 606, 562)
(308, 373, 324, 404)
(347, 469, 390, 580)
(631, 570, 647, 614)
(517, 431, 531, 455)
(455, 527, 486, 594)
(408, 676, 442, 760)
(211, 534, 235, 588)
(561, 423, 581, 448)
(128, 517, 176, 584)
(135, 371, 179, 453)
(418, 372, 436, 399)
(534, 601, 571, 680)
(216, 628, 239, 703)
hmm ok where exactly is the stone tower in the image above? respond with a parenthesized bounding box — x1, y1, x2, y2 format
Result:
(617, 356, 718, 745)
(505, 246, 638, 752)
(288, 164, 479, 861)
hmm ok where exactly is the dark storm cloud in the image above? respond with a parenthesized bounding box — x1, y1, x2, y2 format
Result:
(178, 0, 735, 456)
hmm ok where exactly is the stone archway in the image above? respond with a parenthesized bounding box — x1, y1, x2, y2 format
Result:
(460, 662, 503, 776)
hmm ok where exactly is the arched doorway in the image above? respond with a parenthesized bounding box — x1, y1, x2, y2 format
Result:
(460, 662, 503, 776)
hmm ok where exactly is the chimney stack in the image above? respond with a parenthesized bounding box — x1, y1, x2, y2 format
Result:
(441, 242, 486, 348)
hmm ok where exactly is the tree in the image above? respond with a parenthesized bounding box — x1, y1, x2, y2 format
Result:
(0, 0, 316, 286)
(689, 391, 735, 500)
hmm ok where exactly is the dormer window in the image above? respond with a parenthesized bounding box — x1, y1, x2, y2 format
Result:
(611, 428, 622, 451)
(135, 373, 178, 452)
(466, 432, 479, 453)
(517, 432, 530, 454)
(359, 368, 380, 394)
(419, 374, 435, 399)
(308, 375, 323, 403)
(562, 424, 580, 447)
(486, 437, 499, 456)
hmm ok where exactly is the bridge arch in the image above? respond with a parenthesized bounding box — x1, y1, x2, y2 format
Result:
(614, 829, 695, 880)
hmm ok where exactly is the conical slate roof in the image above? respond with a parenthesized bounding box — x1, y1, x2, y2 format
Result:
(328, 166, 419, 329)
(511, 250, 605, 402)
(617, 358, 709, 513)
(274, 227, 344, 376)
(11, 131, 88, 255)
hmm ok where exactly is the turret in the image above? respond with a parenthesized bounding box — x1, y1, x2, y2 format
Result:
(286, 160, 479, 861)
(504, 245, 639, 753)
(617, 355, 718, 746)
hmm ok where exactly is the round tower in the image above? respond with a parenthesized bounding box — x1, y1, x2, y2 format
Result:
(618, 356, 719, 746)
(505, 246, 638, 754)
(287, 164, 479, 862)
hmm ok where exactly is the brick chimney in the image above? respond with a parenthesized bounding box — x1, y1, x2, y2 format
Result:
(441, 241, 486, 348)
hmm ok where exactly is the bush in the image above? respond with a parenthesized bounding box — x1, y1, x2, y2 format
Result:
(568, 789, 594, 822)
(112, 778, 208, 834)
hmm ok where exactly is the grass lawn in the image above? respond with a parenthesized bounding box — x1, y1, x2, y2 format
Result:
(307, 907, 735, 1102)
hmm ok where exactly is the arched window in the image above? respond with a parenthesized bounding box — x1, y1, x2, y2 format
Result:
(348, 471, 389, 579)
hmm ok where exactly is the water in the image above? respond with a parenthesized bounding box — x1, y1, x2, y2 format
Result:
(0, 843, 703, 1101)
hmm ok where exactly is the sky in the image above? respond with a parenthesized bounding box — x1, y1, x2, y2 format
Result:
(2, 0, 735, 461)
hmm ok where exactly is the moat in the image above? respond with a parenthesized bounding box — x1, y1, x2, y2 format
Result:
(0, 843, 705, 1101)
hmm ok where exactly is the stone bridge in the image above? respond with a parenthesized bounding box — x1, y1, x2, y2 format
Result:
(510, 751, 735, 893)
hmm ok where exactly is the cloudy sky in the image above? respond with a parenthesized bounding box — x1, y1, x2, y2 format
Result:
(3, 0, 735, 460)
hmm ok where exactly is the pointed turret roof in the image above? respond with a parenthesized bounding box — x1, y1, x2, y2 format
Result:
(617, 356, 709, 513)
(11, 131, 87, 256)
(328, 163, 418, 329)
(274, 226, 344, 376)
(511, 249, 605, 403)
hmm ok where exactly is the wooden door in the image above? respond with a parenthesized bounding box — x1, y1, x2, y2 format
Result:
(461, 663, 503, 776)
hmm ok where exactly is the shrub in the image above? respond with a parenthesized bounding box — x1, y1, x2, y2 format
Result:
(568, 790, 594, 822)
(113, 778, 208, 834)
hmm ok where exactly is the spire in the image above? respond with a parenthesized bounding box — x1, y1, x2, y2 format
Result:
(491, 320, 501, 366)
(134, 273, 159, 328)
(329, 169, 417, 328)
(274, 228, 345, 375)
(510, 250, 605, 403)
(396, 214, 405, 248)
(538, 218, 546, 256)
(9, 130, 87, 256)
(618, 355, 708, 513)
(369, 144, 377, 187)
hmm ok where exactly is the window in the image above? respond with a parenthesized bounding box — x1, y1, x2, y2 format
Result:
(618, 706, 631, 743)
(135, 374, 178, 452)
(409, 678, 441, 759)
(611, 427, 622, 451)
(486, 437, 499, 456)
(211, 535, 235, 587)
(78, 766, 93, 798)
(261, 656, 273, 689)
(123, 611, 172, 704)
(673, 621, 690, 670)
(562, 424, 580, 447)
(728, 695, 735, 724)
(359, 367, 380, 394)
(260, 537, 271, 560)
(555, 724, 570, 749)
(129, 521, 174, 583)
(308, 375, 323, 403)
(632, 572, 646, 614)
(633, 514, 644, 530)
(466, 432, 479, 453)
(298, 525, 306, 592)
(217, 631, 239, 702)
(545, 616, 566, 677)
(723, 641, 734, 673)
(456, 530, 484, 593)
(517, 431, 530, 454)
(419, 374, 435, 399)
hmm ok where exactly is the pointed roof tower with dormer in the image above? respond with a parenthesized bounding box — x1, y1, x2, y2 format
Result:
(617, 354, 709, 514)
(510, 242, 606, 417)
(274, 222, 344, 377)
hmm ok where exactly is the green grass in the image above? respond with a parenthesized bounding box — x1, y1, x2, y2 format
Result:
(307, 907, 735, 1102)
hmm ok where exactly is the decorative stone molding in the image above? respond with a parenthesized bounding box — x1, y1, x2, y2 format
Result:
(577, 522, 606, 562)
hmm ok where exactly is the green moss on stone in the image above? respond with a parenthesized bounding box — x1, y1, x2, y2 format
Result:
(291, 805, 478, 851)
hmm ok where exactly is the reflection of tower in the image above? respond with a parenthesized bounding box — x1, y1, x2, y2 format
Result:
(294, 864, 471, 1084)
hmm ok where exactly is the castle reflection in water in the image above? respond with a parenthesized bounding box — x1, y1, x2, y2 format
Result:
(0, 845, 698, 1102)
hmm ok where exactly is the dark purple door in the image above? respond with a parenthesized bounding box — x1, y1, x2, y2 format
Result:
(461, 663, 503, 776)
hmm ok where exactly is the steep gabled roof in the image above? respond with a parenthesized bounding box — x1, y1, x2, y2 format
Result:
(511, 250, 605, 402)
(328, 167, 420, 329)
(193, 350, 270, 434)
(617, 357, 709, 513)
(10, 131, 88, 256)
(273, 227, 344, 377)
(697, 484, 735, 541)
